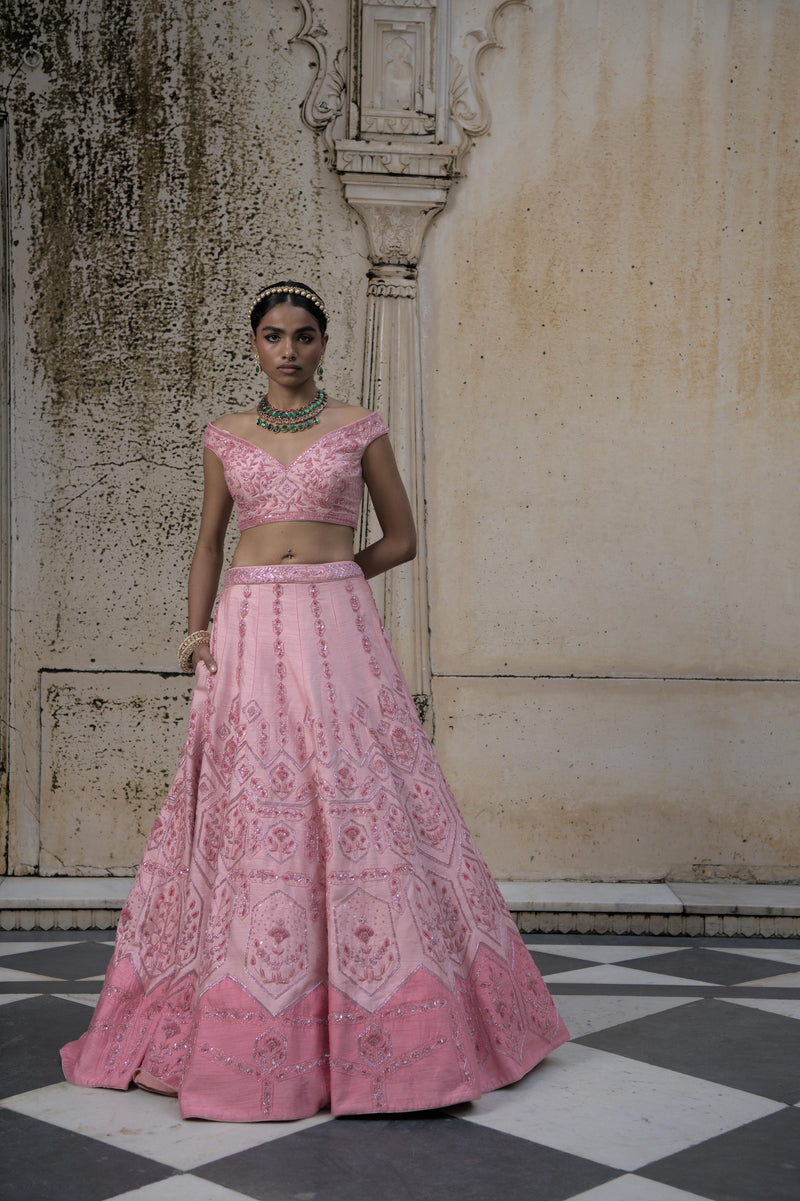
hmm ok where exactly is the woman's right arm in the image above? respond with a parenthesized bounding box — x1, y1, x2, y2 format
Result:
(187, 448, 234, 672)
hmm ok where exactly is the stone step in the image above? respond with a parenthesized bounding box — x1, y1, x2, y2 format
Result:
(2, 875, 800, 935)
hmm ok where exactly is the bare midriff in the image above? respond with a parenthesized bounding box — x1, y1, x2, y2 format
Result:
(231, 520, 355, 568)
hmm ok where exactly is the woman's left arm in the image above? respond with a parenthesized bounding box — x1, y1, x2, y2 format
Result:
(355, 434, 417, 579)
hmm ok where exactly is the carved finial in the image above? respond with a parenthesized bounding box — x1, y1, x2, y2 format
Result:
(290, 0, 347, 158)
(450, 0, 532, 167)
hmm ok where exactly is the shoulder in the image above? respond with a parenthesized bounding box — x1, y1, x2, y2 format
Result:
(208, 409, 257, 434)
(326, 400, 370, 424)
(203, 410, 257, 453)
(329, 403, 387, 434)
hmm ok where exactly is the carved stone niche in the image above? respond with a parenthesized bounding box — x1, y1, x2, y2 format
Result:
(359, 3, 436, 138)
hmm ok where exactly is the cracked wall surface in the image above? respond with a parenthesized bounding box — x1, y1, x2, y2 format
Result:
(1, 0, 799, 883)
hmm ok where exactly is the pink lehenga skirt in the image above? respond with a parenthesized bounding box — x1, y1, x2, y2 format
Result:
(61, 562, 568, 1121)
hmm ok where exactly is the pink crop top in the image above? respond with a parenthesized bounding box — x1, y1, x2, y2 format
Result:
(202, 411, 389, 530)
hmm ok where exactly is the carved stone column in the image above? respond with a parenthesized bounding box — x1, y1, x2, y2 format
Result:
(336, 4, 461, 728)
(291, 0, 526, 728)
(338, 168, 457, 722)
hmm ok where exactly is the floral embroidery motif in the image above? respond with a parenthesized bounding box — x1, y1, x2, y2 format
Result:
(269, 762, 296, 798)
(455, 975, 489, 1068)
(460, 855, 504, 944)
(197, 798, 224, 868)
(472, 947, 526, 1063)
(358, 1024, 392, 1067)
(202, 879, 236, 977)
(408, 878, 450, 970)
(141, 879, 181, 980)
(511, 941, 563, 1042)
(176, 880, 204, 967)
(264, 822, 298, 862)
(334, 888, 400, 996)
(138, 976, 196, 1088)
(246, 892, 309, 997)
(221, 805, 246, 867)
(253, 1028, 288, 1071)
(379, 798, 410, 856)
(339, 820, 370, 861)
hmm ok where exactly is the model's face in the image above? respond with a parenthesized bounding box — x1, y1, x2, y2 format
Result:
(250, 303, 326, 388)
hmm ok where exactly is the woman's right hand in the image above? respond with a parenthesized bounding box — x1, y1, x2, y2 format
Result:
(192, 645, 217, 675)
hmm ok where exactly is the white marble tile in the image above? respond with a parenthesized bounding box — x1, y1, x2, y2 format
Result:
(0, 1081, 334, 1170)
(542, 964, 717, 987)
(553, 994, 700, 1039)
(710, 946, 800, 966)
(450, 1043, 781, 1172)
(569, 1176, 710, 1201)
(0, 965, 58, 982)
(528, 944, 687, 965)
(0, 993, 37, 1006)
(110, 1178, 251, 1201)
(735, 970, 800, 988)
(53, 992, 101, 1008)
(0, 940, 81, 957)
(723, 997, 800, 1020)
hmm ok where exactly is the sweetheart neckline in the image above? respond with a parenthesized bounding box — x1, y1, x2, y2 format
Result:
(207, 412, 380, 471)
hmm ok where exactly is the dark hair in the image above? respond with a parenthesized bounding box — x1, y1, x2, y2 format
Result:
(250, 280, 328, 337)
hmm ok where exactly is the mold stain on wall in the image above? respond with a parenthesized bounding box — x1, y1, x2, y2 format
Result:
(0, 0, 369, 873)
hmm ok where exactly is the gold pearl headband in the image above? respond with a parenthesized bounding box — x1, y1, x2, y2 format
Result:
(250, 285, 329, 322)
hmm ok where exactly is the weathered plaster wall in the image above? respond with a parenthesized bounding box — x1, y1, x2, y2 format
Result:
(1, 0, 367, 873)
(3, 0, 798, 885)
(422, 0, 800, 880)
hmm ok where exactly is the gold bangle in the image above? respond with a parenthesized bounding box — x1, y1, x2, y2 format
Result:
(178, 630, 210, 672)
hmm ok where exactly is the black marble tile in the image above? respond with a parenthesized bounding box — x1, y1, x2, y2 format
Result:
(0, 994, 91, 1099)
(0, 981, 103, 996)
(0, 1107, 175, 1201)
(577, 997, 800, 1104)
(0, 941, 114, 982)
(523, 935, 800, 951)
(527, 950, 601, 977)
(196, 1112, 618, 1201)
(0, 931, 116, 944)
(641, 1106, 800, 1201)
(628, 946, 797, 985)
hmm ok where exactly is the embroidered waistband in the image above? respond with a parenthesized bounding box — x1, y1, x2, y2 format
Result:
(223, 561, 363, 586)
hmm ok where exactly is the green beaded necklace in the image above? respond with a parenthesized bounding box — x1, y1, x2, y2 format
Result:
(256, 390, 327, 432)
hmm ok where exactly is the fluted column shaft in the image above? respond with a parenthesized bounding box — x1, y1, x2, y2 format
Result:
(359, 264, 431, 724)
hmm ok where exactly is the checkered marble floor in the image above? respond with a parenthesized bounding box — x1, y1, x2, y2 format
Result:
(1, 932, 799, 1201)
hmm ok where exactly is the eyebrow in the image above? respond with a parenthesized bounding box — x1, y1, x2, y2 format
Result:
(260, 323, 318, 334)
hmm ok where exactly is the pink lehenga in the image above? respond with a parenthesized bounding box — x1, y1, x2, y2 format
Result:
(62, 420, 567, 1121)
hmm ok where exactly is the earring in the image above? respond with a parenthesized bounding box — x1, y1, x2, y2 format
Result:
(317, 360, 324, 382)
(254, 355, 261, 375)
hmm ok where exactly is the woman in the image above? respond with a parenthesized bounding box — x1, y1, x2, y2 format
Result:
(62, 281, 568, 1121)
